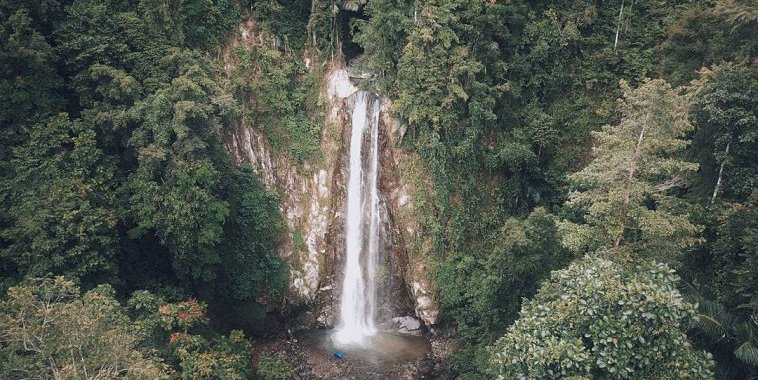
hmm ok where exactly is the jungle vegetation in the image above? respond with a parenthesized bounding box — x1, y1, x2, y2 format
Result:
(0, 0, 755, 379)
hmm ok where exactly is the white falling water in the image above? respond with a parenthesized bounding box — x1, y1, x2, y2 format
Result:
(335, 91, 381, 345)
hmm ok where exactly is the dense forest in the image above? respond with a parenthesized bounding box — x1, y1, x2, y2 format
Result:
(0, 0, 755, 379)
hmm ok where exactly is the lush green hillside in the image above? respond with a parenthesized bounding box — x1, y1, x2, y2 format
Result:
(1, 0, 755, 379)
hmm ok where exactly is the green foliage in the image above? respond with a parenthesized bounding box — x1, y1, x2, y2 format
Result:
(436, 208, 570, 340)
(657, 1, 756, 85)
(688, 297, 758, 379)
(307, 0, 338, 57)
(0, 4, 64, 279)
(256, 353, 294, 380)
(127, 290, 255, 379)
(352, 0, 413, 91)
(0, 5, 61, 130)
(393, 0, 487, 136)
(254, 0, 312, 50)
(0, 277, 168, 379)
(352, 2, 727, 376)
(435, 208, 571, 378)
(2, 114, 118, 281)
(127, 54, 233, 281)
(703, 194, 758, 316)
(215, 165, 288, 303)
(681, 193, 758, 378)
(173, 330, 253, 380)
(180, 0, 242, 49)
(230, 45, 320, 163)
(562, 79, 701, 261)
(292, 228, 306, 252)
(1, 0, 756, 378)
(54, 0, 172, 94)
(0, 0, 290, 333)
(690, 63, 757, 202)
(489, 257, 715, 379)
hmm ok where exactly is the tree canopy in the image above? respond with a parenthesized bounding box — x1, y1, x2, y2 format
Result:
(490, 257, 715, 379)
(0, 0, 756, 378)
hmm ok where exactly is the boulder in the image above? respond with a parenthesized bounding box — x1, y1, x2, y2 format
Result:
(392, 316, 422, 335)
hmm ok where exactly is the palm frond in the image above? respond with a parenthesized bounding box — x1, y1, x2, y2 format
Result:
(734, 340, 758, 367)
(693, 299, 731, 341)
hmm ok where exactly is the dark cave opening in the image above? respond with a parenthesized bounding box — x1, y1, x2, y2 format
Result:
(338, 6, 368, 62)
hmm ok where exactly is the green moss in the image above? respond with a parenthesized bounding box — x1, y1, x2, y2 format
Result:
(292, 228, 306, 252)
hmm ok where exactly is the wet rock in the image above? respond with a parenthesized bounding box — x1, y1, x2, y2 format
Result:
(392, 316, 422, 335)
(409, 281, 439, 326)
(375, 321, 392, 330)
(316, 305, 334, 328)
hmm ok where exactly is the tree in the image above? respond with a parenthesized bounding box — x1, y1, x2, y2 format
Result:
(0, 5, 62, 132)
(683, 192, 758, 378)
(126, 54, 233, 282)
(229, 45, 320, 163)
(214, 166, 287, 303)
(256, 353, 294, 380)
(562, 79, 701, 261)
(352, 0, 413, 92)
(393, 0, 487, 136)
(0, 4, 64, 276)
(435, 208, 571, 378)
(489, 257, 715, 379)
(2, 114, 118, 281)
(690, 63, 757, 203)
(127, 290, 254, 379)
(437, 208, 570, 340)
(179, 0, 241, 49)
(0, 277, 167, 379)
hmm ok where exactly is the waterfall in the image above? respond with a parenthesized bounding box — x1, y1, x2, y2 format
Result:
(335, 91, 381, 345)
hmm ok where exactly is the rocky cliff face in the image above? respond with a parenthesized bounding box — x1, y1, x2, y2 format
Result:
(222, 61, 438, 330)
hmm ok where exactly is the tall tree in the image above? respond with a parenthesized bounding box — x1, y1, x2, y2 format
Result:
(683, 193, 758, 378)
(563, 79, 700, 261)
(436, 208, 571, 377)
(0, 6, 62, 133)
(126, 53, 233, 282)
(0, 4, 64, 276)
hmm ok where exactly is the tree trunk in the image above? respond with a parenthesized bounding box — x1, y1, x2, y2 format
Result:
(615, 115, 648, 249)
(311, 0, 318, 49)
(711, 141, 730, 204)
(614, 0, 625, 50)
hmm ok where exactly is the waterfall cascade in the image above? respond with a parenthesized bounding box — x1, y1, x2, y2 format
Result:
(334, 90, 381, 345)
